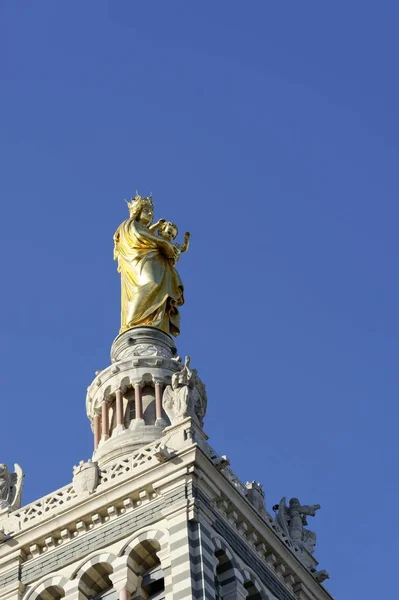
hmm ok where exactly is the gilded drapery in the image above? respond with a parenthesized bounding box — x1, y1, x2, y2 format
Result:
(114, 218, 184, 336)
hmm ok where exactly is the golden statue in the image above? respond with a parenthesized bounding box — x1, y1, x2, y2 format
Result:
(114, 194, 190, 336)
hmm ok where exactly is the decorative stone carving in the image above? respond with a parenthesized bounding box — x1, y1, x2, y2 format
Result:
(313, 569, 329, 583)
(273, 497, 321, 554)
(246, 481, 267, 516)
(162, 356, 207, 427)
(72, 460, 99, 495)
(154, 444, 172, 463)
(110, 326, 178, 363)
(132, 344, 169, 357)
(213, 455, 230, 471)
(0, 463, 24, 511)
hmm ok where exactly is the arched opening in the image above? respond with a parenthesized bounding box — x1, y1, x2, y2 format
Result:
(128, 539, 164, 600)
(80, 562, 114, 600)
(214, 548, 236, 600)
(34, 586, 65, 600)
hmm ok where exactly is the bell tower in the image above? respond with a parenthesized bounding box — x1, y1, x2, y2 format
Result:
(0, 195, 333, 600)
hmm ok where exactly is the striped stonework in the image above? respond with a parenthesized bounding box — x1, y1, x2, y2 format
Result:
(194, 487, 296, 600)
(212, 537, 246, 600)
(166, 513, 197, 600)
(188, 521, 217, 600)
(24, 578, 68, 600)
(121, 529, 168, 559)
(242, 568, 264, 598)
(122, 529, 169, 599)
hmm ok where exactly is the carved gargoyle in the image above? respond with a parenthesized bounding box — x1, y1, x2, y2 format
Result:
(0, 464, 24, 511)
(162, 356, 207, 427)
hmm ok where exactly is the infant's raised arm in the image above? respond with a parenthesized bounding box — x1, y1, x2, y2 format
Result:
(181, 231, 191, 253)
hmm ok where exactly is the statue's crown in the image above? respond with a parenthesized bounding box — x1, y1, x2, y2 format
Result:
(126, 192, 154, 214)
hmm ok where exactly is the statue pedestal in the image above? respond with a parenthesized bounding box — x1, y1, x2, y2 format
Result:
(111, 326, 178, 363)
(87, 327, 183, 467)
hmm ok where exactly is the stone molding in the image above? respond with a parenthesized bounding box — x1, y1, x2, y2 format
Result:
(2, 439, 171, 534)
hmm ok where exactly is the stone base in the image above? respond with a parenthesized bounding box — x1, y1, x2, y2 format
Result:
(93, 422, 166, 467)
(111, 326, 178, 363)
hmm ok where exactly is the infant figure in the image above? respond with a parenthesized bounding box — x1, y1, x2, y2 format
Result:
(150, 220, 190, 264)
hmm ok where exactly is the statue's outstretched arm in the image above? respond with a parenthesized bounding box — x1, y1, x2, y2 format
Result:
(180, 232, 190, 253)
(299, 504, 320, 516)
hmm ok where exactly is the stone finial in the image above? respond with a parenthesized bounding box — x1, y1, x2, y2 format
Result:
(0, 463, 24, 511)
(162, 356, 207, 426)
(246, 481, 267, 515)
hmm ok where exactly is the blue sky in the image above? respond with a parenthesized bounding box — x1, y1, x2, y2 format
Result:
(1, 3, 398, 598)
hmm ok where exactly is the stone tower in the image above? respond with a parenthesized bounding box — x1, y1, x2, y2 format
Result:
(0, 197, 334, 600)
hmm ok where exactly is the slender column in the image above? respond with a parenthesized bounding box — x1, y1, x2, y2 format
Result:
(115, 389, 124, 426)
(101, 399, 109, 439)
(155, 382, 163, 420)
(134, 383, 143, 420)
(110, 556, 138, 600)
(93, 414, 101, 450)
(64, 580, 88, 600)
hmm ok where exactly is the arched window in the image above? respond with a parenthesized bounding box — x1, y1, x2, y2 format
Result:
(34, 586, 65, 600)
(214, 548, 236, 599)
(80, 562, 114, 600)
(141, 563, 164, 599)
(129, 540, 164, 599)
(91, 589, 118, 600)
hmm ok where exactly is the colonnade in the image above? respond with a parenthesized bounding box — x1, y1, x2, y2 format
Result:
(93, 382, 165, 451)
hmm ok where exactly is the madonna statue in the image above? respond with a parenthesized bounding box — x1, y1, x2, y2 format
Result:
(113, 194, 190, 336)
